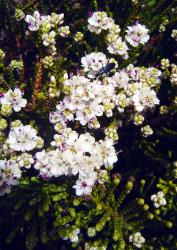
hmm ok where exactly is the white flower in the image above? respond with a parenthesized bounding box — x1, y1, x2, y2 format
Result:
(0, 88, 27, 112)
(25, 11, 44, 31)
(112, 71, 130, 89)
(98, 138, 118, 167)
(129, 232, 145, 248)
(151, 191, 167, 208)
(88, 12, 113, 34)
(73, 179, 93, 196)
(7, 124, 39, 152)
(125, 23, 149, 47)
(81, 52, 108, 78)
(0, 159, 21, 196)
(134, 114, 144, 126)
(35, 149, 67, 177)
(107, 37, 129, 59)
(171, 29, 177, 41)
(132, 89, 160, 112)
(141, 125, 153, 137)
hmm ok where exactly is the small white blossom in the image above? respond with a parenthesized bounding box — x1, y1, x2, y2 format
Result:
(151, 191, 167, 208)
(73, 179, 93, 196)
(132, 89, 160, 112)
(129, 232, 145, 248)
(17, 153, 34, 169)
(133, 114, 144, 126)
(125, 23, 149, 47)
(161, 58, 170, 70)
(7, 124, 40, 152)
(0, 88, 27, 112)
(107, 37, 129, 59)
(141, 125, 153, 137)
(0, 159, 21, 196)
(25, 11, 44, 31)
(172, 29, 177, 41)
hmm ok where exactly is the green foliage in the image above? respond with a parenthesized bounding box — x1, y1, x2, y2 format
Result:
(0, 174, 173, 249)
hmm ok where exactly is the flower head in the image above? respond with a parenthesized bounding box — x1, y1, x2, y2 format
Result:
(7, 124, 39, 152)
(0, 88, 27, 112)
(151, 191, 167, 208)
(129, 232, 145, 248)
(126, 23, 150, 47)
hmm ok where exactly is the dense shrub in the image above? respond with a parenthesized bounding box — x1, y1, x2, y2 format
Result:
(0, 0, 177, 249)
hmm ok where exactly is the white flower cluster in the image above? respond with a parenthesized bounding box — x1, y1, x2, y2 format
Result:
(0, 111, 40, 195)
(49, 73, 114, 128)
(129, 232, 145, 248)
(25, 11, 70, 55)
(35, 127, 117, 196)
(50, 54, 161, 130)
(88, 11, 114, 34)
(0, 118, 40, 196)
(0, 88, 27, 113)
(88, 12, 149, 59)
(0, 152, 35, 196)
(0, 159, 21, 196)
(151, 191, 167, 208)
(81, 52, 115, 79)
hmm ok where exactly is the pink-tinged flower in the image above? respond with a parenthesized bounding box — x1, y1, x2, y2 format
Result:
(73, 180, 92, 196)
(25, 11, 46, 31)
(125, 23, 150, 47)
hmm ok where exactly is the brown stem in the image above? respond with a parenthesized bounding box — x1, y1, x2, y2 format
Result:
(26, 59, 43, 111)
